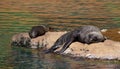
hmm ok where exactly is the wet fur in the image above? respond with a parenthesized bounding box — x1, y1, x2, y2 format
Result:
(29, 25, 48, 38)
(45, 25, 106, 54)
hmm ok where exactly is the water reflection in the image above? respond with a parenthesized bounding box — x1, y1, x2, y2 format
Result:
(11, 47, 71, 69)
(10, 46, 120, 69)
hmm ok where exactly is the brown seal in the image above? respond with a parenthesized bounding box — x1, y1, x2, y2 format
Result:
(29, 25, 53, 38)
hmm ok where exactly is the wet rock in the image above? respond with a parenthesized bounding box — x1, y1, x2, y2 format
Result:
(11, 32, 67, 48)
(11, 33, 31, 47)
(11, 32, 120, 60)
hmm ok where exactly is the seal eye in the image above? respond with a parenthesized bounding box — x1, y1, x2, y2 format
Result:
(89, 35, 98, 43)
(92, 37, 98, 41)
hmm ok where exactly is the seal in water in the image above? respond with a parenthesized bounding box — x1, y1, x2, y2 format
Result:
(45, 25, 106, 54)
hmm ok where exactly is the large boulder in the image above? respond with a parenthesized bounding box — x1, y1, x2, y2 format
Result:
(11, 32, 120, 60)
(68, 40, 120, 60)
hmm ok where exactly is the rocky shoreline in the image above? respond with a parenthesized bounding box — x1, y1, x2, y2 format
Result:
(11, 31, 120, 60)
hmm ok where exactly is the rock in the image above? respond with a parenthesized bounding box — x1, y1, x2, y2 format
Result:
(11, 32, 120, 60)
(118, 31, 120, 34)
(68, 40, 120, 60)
(11, 32, 67, 48)
(102, 28, 120, 41)
(11, 33, 31, 47)
(30, 31, 67, 49)
(101, 29, 108, 32)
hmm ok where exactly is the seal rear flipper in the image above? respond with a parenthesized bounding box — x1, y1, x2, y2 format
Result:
(44, 49, 53, 54)
(44, 45, 61, 54)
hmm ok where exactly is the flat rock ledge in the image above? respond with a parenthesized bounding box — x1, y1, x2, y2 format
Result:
(11, 32, 120, 60)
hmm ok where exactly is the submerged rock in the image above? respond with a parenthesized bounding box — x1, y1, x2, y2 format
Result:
(11, 32, 120, 60)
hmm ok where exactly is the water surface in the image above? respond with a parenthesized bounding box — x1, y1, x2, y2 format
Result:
(0, 0, 120, 69)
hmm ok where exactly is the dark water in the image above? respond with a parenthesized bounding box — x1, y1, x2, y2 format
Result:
(0, 0, 120, 69)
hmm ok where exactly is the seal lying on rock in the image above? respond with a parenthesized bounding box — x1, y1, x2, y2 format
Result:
(45, 25, 106, 54)
(29, 25, 53, 38)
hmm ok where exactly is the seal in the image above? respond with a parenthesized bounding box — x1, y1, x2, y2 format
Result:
(45, 25, 106, 54)
(29, 25, 52, 38)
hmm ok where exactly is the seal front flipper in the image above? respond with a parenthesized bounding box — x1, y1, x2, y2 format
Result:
(56, 38, 74, 54)
(44, 48, 56, 54)
(44, 44, 61, 54)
